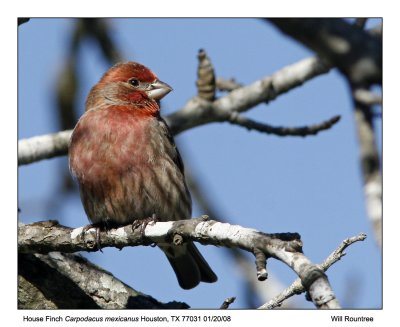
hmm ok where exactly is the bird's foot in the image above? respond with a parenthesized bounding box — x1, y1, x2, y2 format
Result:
(132, 213, 158, 237)
(82, 222, 106, 252)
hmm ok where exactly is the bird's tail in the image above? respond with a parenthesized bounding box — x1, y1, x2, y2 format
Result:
(160, 242, 217, 289)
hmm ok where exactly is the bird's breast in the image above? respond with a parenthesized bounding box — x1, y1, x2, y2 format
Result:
(69, 106, 191, 224)
(70, 106, 158, 178)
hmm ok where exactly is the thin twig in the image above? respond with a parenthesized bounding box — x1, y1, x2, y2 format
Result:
(81, 18, 123, 64)
(228, 113, 341, 137)
(259, 233, 367, 309)
(321, 233, 367, 270)
(220, 297, 236, 309)
(216, 78, 243, 92)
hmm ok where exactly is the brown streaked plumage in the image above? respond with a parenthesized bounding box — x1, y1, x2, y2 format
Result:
(69, 62, 217, 289)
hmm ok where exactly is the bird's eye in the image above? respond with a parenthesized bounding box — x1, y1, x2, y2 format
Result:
(128, 78, 140, 87)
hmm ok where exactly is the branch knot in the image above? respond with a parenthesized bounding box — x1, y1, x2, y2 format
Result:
(300, 265, 326, 290)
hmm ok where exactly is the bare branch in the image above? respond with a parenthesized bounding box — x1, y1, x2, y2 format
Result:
(18, 18, 30, 26)
(167, 56, 331, 134)
(353, 89, 382, 106)
(349, 20, 382, 247)
(18, 56, 332, 166)
(228, 112, 341, 137)
(352, 84, 382, 247)
(18, 218, 341, 309)
(80, 19, 123, 64)
(220, 297, 236, 309)
(19, 251, 189, 309)
(268, 18, 382, 85)
(259, 233, 367, 309)
(18, 130, 72, 166)
(216, 78, 243, 92)
(321, 233, 367, 269)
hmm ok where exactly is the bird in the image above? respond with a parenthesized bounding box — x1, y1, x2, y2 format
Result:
(69, 61, 217, 289)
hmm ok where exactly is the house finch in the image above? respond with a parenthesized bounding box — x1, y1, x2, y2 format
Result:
(69, 62, 217, 289)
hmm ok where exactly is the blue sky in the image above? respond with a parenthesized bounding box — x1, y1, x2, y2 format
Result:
(18, 18, 382, 309)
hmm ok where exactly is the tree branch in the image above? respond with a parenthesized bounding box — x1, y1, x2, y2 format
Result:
(19, 251, 189, 309)
(19, 217, 341, 309)
(345, 19, 382, 247)
(18, 55, 332, 166)
(216, 78, 243, 92)
(259, 233, 367, 309)
(18, 18, 30, 26)
(228, 112, 340, 137)
(267, 18, 382, 247)
(220, 297, 236, 309)
(352, 84, 382, 247)
(353, 89, 382, 106)
(18, 130, 72, 166)
(167, 56, 331, 135)
(268, 18, 382, 85)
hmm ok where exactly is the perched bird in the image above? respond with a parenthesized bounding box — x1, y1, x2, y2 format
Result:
(69, 62, 217, 289)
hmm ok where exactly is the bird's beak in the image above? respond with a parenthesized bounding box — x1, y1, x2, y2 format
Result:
(147, 80, 173, 101)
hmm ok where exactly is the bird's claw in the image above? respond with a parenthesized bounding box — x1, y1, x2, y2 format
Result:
(82, 223, 104, 252)
(132, 213, 158, 237)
